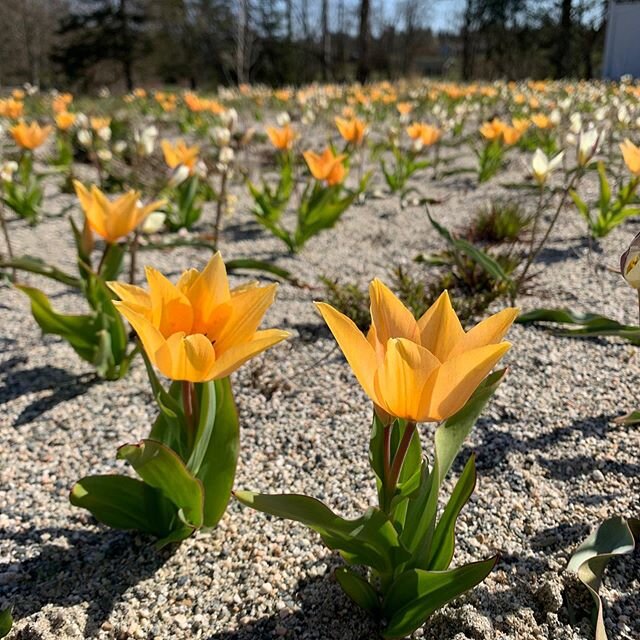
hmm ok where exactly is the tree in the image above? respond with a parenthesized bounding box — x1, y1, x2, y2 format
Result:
(53, 0, 149, 90)
(357, 0, 370, 83)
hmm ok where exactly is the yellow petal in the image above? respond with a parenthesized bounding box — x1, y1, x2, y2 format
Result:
(145, 266, 194, 337)
(214, 283, 278, 352)
(422, 342, 511, 421)
(113, 302, 165, 363)
(155, 332, 217, 382)
(417, 291, 464, 361)
(369, 279, 419, 345)
(448, 308, 518, 359)
(315, 302, 380, 403)
(184, 253, 231, 332)
(207, 329, 289, 380)
(107, 282, 151, 315)
(373, 338, 440, 421)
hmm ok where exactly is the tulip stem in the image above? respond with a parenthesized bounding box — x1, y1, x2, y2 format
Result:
(96, 243, 111, 275)
(384, 421, 416, 513)
(0, 200, 15, 280)
(212, 169, 228, 250)
(182, 380, 198, 450)
(129, 231, 139, 284)
(382, 424, 392, 490)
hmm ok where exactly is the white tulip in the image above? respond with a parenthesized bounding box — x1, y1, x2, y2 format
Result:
(276, 111, 290, 126)
(134, 125, 158, 156)
(569, 113, 582, 135)
(113, 140, 127, 154)
(0, 160, 18, 183)
(531, 149, 564, 185)
(77, 129, 93, 148)
(577, 128, 599, 166)
(210, 126, 231, 146)
(168, 164, 190, 188)
(621, 231, 640, 288)
(97, 149, 112, 162)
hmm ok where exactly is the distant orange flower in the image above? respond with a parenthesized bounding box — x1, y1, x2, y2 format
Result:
(52, 93, 73, 114)
(90, 117, 111, 131)
(303, 148, 347, 186)
(11, 121, 52, 150)
(335, 117, 366, 145)
(531, 113, 551, 129)
(396, 102, 413, 116)
(479, 118, 507, 140)
(0, 98, 24, 119)
(161, 139, 200, 172)
(406, 123, 441, 146)
(266, 124, 296, 151)
(55, 112, 76, 131)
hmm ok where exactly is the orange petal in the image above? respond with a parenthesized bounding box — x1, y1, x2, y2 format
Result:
(315, 302, 379, 403)
(422, 342, 511, 421)
(113, 302, 165, 364)
(417, 291, 464, 361)
(107, 282, 151, 315)
(214, 283, 278, 352)
(207, 328, 289, 380)
(145, 267, 194, 337)
(155, 332, 217, 382)
(369, 279, 418, 345)
(373, 338, 440, 421)
(448, 308, 518, 359)
(184, 253, 231, 331)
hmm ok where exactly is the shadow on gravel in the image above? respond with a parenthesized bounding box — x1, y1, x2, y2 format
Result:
(208, 573, 379, 640)
(0, 525, 171, 638)
(0, 362, 97, 426)
(538, 454, 640, 481)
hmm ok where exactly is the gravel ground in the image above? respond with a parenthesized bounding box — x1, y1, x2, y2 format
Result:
(0, 136, 639, 640)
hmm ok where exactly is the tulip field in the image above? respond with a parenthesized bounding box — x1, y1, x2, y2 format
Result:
(0, 81, 639, 640)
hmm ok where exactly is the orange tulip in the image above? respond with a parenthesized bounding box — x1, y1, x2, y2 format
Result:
(109, 253, 289, 382)
(266, 124, 296, 151)
(90, 117, 111, 131)
(161, 139, 200, 172)
(406, 123, 441, 146)
(55, 112, 76, 131)
(621, 139, 640, 176)
(303, 148, 347, 186)
(74, 181, 165, 244)
(479, 118, 507, 141)
(316, 281, 517, 423)
(10, 121, 52, 150)
(531, 113, 552, 129)
(335, 117, 366, 145)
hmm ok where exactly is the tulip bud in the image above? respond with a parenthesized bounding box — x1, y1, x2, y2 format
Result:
(113, 141, 127, 154)
(210, 126, 231, 146)
(0, 160, 18, 183)
(577, 129, 599, 167)
(168, 164, 190, 188)
(275, 111, 290, 126)
(97, 149, 112, 162)
(141, 211, 166, 234)
(621, 232, 640, 288)
(77, 129, 92, 148)
(97, 126, 112, 142)
(219, 146, 234, 165)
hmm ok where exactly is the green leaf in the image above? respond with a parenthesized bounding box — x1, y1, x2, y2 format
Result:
(613, 409, 640, 426)
(1, 255, 81, 288)
(426, 455, 476, 571)
(70, 474, 174, 537)
(568, 516, 640, 640)
(382, 557, 498, 638)
(194, 377, 240, 527)
(334, 567, 380, 614)
(570, 189, 590, 221)
(0, 608, 12, 638)
(235, 492, 408, 574)
(517, 308, 640, 345)
(597, 162, 611, 212)
(118, 439, 204, 530)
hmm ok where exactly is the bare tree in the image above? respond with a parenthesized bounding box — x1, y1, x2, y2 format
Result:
(321, 0, 331, 80)
(357, 0, 370, 83)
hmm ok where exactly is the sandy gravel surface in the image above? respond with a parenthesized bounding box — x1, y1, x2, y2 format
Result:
(0, 134, 639, 640)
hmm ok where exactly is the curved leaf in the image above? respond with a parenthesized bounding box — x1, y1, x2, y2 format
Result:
(335, 567, 380, 614)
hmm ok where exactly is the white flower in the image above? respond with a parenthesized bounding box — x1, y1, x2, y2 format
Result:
(577, 128, 599, 166)
(98, 86, 111, 98)
(276, 111, 290, 126)
(531, 149, 564, 184)
(618, 105, 631, 125)
(134, 125, 158, 156)
(97, 126, 112, 142)
(168, 164, 190, 188)
(113, 140, 127, 154)
(0, 160, 18, 183)
(569, 113, 582, 135)
(141, 211, 166, 234)
(301, 109, 315, 125)
(210, 126, 231, 146)
(550, 109, 561, 126)
(75, 113, 89, 129)
(77, 129, 93, 148)
(594, 106, 608, 121)
(97, 149, 112, 162)
(219, 146, 234, 165)
(194, 160, 208, 179)
(220, 108, 238, 130)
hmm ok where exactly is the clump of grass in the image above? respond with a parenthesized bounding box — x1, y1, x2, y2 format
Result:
(319, 276, 371, 332)
(464, 199, 530, 245)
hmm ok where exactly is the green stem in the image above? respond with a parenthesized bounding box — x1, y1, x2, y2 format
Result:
(96, 242, 112, 275)
(213, 170, 228, 251)
(129, 231, 139, 284)
(384, 421, 416, 513)
(182, 380, 197, 451)
(0, 200, 15, 280)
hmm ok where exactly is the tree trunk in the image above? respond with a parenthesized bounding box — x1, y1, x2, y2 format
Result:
(356, 0, 370, 84)
(236, 0, 248, 84)
(461, 0, 473, 81)
(119, 0, 134, 91)
(321, 0, 331, 81)
(555, 0, 572, 78)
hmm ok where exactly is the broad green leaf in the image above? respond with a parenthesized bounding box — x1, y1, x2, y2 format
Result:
(382, 557, 498, 638)
(568, 516, 640, 640)
(0, 608, 12, 638)
(334, 567, 380, 614)
(235, 492, 408, 574)
(118, 439, 204, 530)
(195, 377, 240, 527)
(70, 474, 174, 537)
(517, 308, 640, 345)
(187, 381, 217, 474)
(425, 455, 476, 571)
